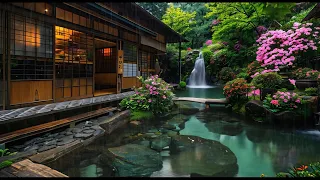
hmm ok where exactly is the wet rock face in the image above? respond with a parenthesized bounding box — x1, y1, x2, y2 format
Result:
(150, 135, 171, 152)
(168, 135, 238, 177)
(100, 144, 163, 177)
(205, 120, 243, 136)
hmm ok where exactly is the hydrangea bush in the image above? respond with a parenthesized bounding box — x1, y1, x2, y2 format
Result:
(218, 67, 236, 82)
(120, 75, 175, 115)
(255, 22, 320, 74)
(263, 91, 304, 113)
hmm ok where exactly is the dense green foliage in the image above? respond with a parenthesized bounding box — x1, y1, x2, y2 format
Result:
(0, 148, 16, 169)
(129, 111, 154, 121)
(277, 162, 320, 177)
(252, 72, 283, 89)
(218, 67, 235, 83)
(179, 81, 186, 89)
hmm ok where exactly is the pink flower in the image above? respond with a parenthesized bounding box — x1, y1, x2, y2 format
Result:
(283, 99, 288, 103)
(162, 95, 166, 99)
(295, 99, 301, 103)
(289, 79, 296, 86)
(148, 99, 152, 103)
(294, 105, 297, 108)
(137, 100, 140, 103)
(153, 87, 156, 90)
(271, 100, 279, 106)
(280, 96, 285, 99)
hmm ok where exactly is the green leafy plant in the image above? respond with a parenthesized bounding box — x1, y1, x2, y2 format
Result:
(252, 72, 283, 89)
(218, 67, 236, 83)
(263, 91, 304, 113)
(120, 75, 175, 115)
(130, 110, 154, 121)
(304, 87, 318, 96)
(236, 72, 249, 80)
(247, 61, 262, 77)
(0, 149, 16, 157)
(0, 148, 17, 169)
(276, 162, 320, 177)
(278, 88, 288, 92)
(202, 48, 213, 66)
(179, 81, 187, 89)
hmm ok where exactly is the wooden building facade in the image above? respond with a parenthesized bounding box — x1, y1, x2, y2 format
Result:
(0, 2, 186, 110)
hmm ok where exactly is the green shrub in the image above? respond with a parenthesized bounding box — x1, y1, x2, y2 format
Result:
(252, 72, 283, 89)
(305, 87, 318, 96)
(130, 110, 154, 121)
(179, 81, 186, 88)
(202, 48, 213, 66)
(0, 148, 16, 169)
(0, 160, 13, 169)
(218, 67, 236, 83)
(236, 72, 249, 80)
(223, 78, 250, 102)
(278, 88, 288, 92)
(208, 43, 223, 52)
(120, 75, 175, 115)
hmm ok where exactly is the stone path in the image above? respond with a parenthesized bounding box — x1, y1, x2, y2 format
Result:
(0, 91, 134, 125)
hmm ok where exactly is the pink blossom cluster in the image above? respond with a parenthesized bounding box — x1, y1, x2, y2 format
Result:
(256, 22, 320, 71)
(251, 69, 275, 78)
(248, 88, 260, 96)
(212, 19, 220, 25)
(205, 40, 213, 46)
(269, 91, 301, 109)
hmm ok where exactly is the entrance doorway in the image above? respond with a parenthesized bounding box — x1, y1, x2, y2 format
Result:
(94, 38, 117, 96)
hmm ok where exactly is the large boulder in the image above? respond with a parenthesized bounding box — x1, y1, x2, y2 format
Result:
(167, 135, 238, 177)
(205, 120, 243, 136)
(150, 135, 171, 152)
(100, 144, 162, 177)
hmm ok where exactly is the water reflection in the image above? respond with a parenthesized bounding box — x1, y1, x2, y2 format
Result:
(47, 88, 320, 177)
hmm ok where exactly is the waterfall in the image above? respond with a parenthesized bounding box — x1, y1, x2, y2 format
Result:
(188, 52, 210, 88)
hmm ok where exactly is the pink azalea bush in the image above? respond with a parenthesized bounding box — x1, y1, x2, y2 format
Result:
(255, 22, 320, 73)
(205, 40, 213, 46)
(120, 75, 175, 115)
(263, 91, 304, 113)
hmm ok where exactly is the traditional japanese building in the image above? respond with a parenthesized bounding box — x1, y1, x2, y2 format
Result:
(0, 2, 187, 110)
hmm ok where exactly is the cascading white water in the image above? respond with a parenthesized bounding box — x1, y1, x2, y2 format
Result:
(188, 52, 211, 88)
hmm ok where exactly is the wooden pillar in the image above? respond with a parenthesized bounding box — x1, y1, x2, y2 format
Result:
(117, 40, 123, 94)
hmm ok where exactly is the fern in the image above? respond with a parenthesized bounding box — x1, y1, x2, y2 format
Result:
(130, 111, 154, 121)
(0, 160, 13, 169)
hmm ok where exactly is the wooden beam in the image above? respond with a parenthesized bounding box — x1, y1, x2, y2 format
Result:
(0, 107, 117, 144)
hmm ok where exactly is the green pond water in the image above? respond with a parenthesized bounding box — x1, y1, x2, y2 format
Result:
(47, 87, 320, 177)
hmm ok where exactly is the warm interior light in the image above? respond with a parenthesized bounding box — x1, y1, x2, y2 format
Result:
(103, 48, 111, 57)
(45, 9, 48, 12)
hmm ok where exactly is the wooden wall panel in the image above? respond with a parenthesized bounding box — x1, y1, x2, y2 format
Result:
(10, 80, 53, 105)
(95, 73, 117, 85)
(122, 77, 137, 89)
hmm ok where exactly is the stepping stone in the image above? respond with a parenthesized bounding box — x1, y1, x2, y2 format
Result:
(72, 128, 83, 133)
(74, 133, 93, 139)
(93, 129, 104, 136)
(57, 138, 77, 146)
(38, 145, 56, 152)
(91, 125, 101, 130)
(85, 121, 93, 127)
(161, 124, 176, 130)
(48, 133, 59, 138)
(23, 145, 40, 152)
(66, 132, 73, 136)
(12, 144, 26, 150)
(83, 129, 95, 134)
(56, 134, 65, 139)
(83, 127, 91, 130)
(59, 131, 66, 135)
(44, 140, 57, 146)
(34, 138, 46, 145)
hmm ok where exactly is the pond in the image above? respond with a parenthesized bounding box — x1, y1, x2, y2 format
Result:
(46, 87, 320, 177)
